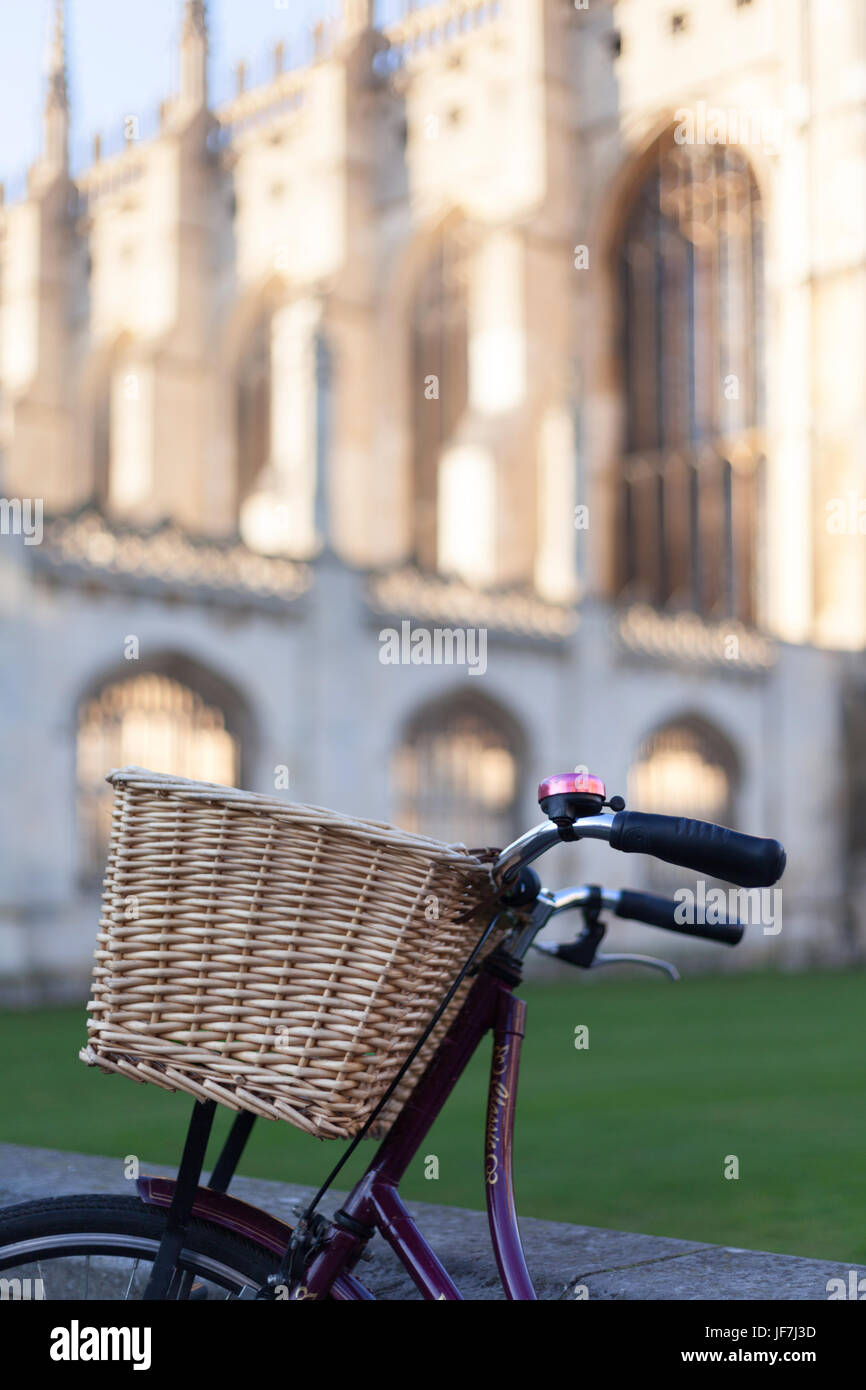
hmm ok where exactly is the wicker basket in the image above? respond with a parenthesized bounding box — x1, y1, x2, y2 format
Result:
(80, 768, 500, 1139)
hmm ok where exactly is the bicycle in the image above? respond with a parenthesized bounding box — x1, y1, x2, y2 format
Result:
(0, 771, 785, 1300)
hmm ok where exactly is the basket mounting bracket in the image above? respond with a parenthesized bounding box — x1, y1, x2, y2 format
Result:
(142, 1098, 217, 1301)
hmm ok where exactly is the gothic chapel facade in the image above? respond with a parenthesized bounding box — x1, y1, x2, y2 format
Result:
(1, 0, 865, 994)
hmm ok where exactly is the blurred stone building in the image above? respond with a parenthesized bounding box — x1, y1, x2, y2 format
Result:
(0, 0, 864, 995)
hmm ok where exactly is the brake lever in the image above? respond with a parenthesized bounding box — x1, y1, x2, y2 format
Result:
(533, 941, 679, 981)
(532, 893, 680, 983)
(591, 951, 679, 982)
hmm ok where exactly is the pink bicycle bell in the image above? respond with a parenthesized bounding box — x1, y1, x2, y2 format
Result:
(538, 772, 607, 830)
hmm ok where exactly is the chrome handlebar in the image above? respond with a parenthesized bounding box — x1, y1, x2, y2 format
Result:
(493, 799, 786, 896)
(486, 774, 779, 975)
(492, 814, 615, 887)
(504, 884, 623, 959)
(505, 884, 681, 979)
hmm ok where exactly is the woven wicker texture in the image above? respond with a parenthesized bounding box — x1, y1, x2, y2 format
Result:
(80, 768, 498, 1139)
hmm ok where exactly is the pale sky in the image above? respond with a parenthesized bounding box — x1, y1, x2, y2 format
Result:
(0, 0, 412, 193)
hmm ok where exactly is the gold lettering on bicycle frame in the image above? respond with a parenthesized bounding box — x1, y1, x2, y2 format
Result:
(485, 1041, 510, 1186)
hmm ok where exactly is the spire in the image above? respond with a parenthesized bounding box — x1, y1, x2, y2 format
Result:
(183, 0, 207, 42)
(341, 0, 374, 41)
(179, 0, 208, 109)
(42, 0, 69, 171)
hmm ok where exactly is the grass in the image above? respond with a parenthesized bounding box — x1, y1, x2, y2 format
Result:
(1, 969, 864, 1263)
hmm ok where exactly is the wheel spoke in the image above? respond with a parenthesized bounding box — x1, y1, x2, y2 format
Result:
(1, 1247, 257, 1300)
(0, 1200, 271, 1300)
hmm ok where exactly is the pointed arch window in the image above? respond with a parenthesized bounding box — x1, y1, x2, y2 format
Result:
(628, 715, 738, 889)
(91, 349, 151, 515)
(628, 717, 736, 824)
(236, 308, 333, 553)
(616, 137, 765, 622)
(77, 670, 240, 881)
(236, 316, 272, 505)
(410, 223, 471, 571)
(393, 696, 520, 848)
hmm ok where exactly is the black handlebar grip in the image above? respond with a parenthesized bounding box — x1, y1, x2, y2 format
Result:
(615, 888, 744, 946)
(609, 812, 786, 889)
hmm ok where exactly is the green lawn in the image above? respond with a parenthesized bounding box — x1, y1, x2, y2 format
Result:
(2, 969, 864, 1263)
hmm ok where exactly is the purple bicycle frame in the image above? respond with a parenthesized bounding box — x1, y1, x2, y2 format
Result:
(301, 962, 535, 1301)
(140, 960, 536, 1300)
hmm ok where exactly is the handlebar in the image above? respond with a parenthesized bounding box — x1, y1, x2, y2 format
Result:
(508, 882, 747, 966)
(608, 812, 786, 890)
(531, 884, 744, 946)
(493, 815, 613, 884)
(494, 812, 785, 892)
(612, 887, 743, 946)
(491, 776, 785, 965)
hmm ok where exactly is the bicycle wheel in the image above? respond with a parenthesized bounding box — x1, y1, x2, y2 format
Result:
(0, 1195, 281, 1300)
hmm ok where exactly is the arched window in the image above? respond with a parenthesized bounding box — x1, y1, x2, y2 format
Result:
(393, 695, 520, 848)
(629, 718, 736, 822)
(236, 307, 332, 554)
(628, 716, 738, 887)
(77, 669, 241, 881)
(410, 223, 471, 571)
(236, 316, 272, 506)
(90, 348, 152, 514)
(616, 137, 764, 622)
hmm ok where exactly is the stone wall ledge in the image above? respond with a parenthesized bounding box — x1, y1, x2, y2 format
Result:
(0, 1144, 861, 1301)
